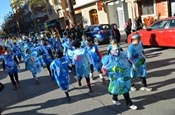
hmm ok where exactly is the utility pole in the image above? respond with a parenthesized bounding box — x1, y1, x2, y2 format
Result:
(66, 0, 76, 25)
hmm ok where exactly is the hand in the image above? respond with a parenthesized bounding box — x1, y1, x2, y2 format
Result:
(134, 67, 138, 72)
(101, 67, 107, 75)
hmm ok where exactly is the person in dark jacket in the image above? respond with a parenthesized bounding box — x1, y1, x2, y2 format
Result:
(135, 16, 143, 31)
(124, 19, 132, 37)
(75, 23, 83, 41)
(63, 25, 71, 38)
(111, 24, 121, 44)
(1, 47, 20, 90)
(69, 25, 77, 40)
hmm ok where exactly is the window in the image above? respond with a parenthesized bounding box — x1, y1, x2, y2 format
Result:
(99, 24, 111, 30)
(168, 19, 175, 28)
(140, 0, 154, 15)
(150, 20, 168, 30)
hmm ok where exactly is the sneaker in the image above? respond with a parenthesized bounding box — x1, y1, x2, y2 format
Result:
(68, 70, 72, 73)
(140, 87, 152, 91)
(131, 87, 137, 91)
(89, 88, 93, 93)
(99, 74, 103, 79)
(112, 100, 121, 106)
(17, 81, 20, 87)
(67, 96, 71, 101)
(129, 104, 137, 110)
(35, 80, 39, 85)
(13, 85, 18, 90)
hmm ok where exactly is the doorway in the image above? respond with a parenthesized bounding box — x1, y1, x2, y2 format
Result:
(116, 7, 125, 29)
(170, 0, 175, 16)
(89, 9, 99, 25)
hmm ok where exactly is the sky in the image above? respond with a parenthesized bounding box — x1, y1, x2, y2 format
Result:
(0, 0, 12, 29)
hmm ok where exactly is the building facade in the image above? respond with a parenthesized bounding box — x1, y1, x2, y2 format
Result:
(104, 0, 129, 30)
(126, 0, 174, 27)
(44, 0, 69, 28)
(66, 0, 108, 27)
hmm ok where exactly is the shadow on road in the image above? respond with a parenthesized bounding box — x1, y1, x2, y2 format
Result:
(147, 58, 175, 71)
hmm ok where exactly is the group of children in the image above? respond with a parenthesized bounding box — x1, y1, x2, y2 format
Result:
(0, 31, 152, 110)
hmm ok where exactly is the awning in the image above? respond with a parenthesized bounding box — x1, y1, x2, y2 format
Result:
(104, 0, 125, 4)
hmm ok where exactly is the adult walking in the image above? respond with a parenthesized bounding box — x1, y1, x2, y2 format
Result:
(124, 19, 132, 37)
(111, 24, 121, 44)
(135, 16, 143, 31)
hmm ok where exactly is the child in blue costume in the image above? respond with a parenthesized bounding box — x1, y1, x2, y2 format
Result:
(24, 48, 41, 84)
(39, 39, 54, 77)
(101, 46, 137, 110)
(86, 38, 104, 82)
(107, 38, 123, 55)
(23, 39, 33, 70)
(80, 35, 87, 49)
(32, 39, 45, 60)
(0, 47, 20, 90)
(19, 39, 26, 59)
(46, 32, 55, 47)
(52, 32, 62, 53)
(72, 40, 92, 92)
(127, 33, 152, 91)
(50, 51, 71, 101)
(12, 42, 22, 62)
(62, 37, 73, 64)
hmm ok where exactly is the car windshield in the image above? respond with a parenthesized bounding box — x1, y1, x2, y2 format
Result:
(85, 26, 97, 31)
(99, 24, 111, 30)
(150, 20, 169, 30)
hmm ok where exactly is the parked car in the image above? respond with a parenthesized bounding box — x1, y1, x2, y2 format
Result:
(84, 24, 112, 45)
(127, 17, 175, 47)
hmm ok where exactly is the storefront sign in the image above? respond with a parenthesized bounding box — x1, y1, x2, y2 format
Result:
(97, 1, 103, 11)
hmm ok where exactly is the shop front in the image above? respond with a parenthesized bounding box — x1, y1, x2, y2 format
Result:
(72, 1, 108, 27)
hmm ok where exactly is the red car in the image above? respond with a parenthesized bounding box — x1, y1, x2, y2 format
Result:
(127, 17, 175, 47)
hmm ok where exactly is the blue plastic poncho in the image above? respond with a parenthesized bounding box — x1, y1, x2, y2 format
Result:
(127, 41, 146, 78)
(50, 57, 70, 91)
(101, 52, 131, 95)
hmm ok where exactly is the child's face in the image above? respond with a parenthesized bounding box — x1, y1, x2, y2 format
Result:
(5, 49, 10, 54)
(111, 40, 115, 45)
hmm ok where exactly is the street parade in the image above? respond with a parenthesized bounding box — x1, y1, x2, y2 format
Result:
(1, 0, 175, 115)
(0, 28, 155, 111)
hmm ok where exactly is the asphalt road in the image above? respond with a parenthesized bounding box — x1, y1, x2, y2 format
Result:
(0, 42, 175, 115)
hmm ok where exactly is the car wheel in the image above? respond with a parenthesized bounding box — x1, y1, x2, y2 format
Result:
(94, 37, 99, 45)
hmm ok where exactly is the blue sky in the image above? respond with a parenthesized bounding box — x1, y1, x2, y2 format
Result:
(0, 0, 12, 28)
